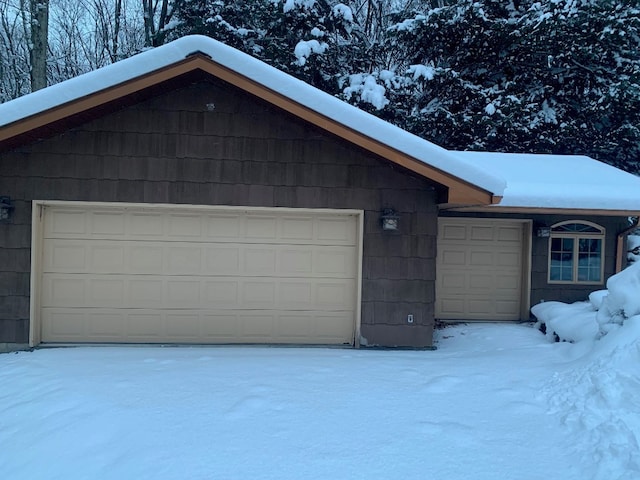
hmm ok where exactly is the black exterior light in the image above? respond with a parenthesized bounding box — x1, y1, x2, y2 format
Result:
(0, 196, 14, 223)
(380, 208, 399, 231)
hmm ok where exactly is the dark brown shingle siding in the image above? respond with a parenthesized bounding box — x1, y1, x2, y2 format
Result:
(0, 78, 438, 347)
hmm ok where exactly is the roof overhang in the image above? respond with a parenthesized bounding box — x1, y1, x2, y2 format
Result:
(441, 205, 640, 217)
(0, 53, 497, 206)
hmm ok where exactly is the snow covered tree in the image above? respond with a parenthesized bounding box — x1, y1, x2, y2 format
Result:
(169, 0, 363, 92)
(378, 0, 640, 173)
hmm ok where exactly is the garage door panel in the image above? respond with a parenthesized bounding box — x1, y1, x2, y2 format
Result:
(281, 217, 314, 241)
(205, 247, 241, 274)
(469, 251, 494, 266)
(470, 226, 493, 241)
(42, 308, 356, 344)
(201, 314, 239, 339)
(89, 211, 126, 236)
(441, 272, 466, 289)
(166, 279, 202, 306)
(167, 247, 203, 274)
(92, 245, 126, 272)
(43, 276, 86, 306)
(241, 282, 277, 308)
(441, 224, 466, 240)
(279, 249, 313, 275)
(279, 282, 313, 308)
(88, 278, 125, 306)
(206, 215, 241, 240)
(40, 205, 358, 344)
(496, 275, 520, 290)
(129, 213, 164, 237)
(496, 300, 519, 315)
(439, 298, 465, 316)
(44, 273, 355, 311)
(244, 248, 277, 275)
(203, 280, 240, 307)
(316, 248, 356, 276)
(45, 209, 87, 237)
(42, 311, 86, 339)
(437, 219, 525, 320)
(126, 312, 163, 339)
(43, 242, 87, 271)
(130, 246, 163, 273)
(240, 314, 275, 339)
(245, 216, 278, 240)
(165, 313, 201, 338)
(468, 299, 492, 315)
(497, 226, 522, 242)
(314, 313, 356, 342)
(275, 313, 315, 339)
(317, 217, 357, 244)
(441, 249, 466, 266)
(316, 281, 354, 309)
(89, 312, 126, 338)
(468, 274, 493, 289)
(167, 214, 202, 238)
(130, 279, 164, 305)
(497, 252, 521, 267)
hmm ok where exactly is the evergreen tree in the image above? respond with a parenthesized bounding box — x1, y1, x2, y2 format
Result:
(169, 0, 362, 92)
(377, 0, 640, 173)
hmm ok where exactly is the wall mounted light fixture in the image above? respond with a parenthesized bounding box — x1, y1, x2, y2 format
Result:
(536, 226, 551, 238)
(0, 196, 14, 223)
(380, 208, 399, 231)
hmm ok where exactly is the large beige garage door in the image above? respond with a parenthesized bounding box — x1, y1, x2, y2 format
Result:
(39, 204, 359, 345)
(436, 218, 526, 320)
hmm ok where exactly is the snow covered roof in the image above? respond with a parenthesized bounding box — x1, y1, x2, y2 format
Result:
(1, 35, 639, 214)
(450, 152, 640, 212)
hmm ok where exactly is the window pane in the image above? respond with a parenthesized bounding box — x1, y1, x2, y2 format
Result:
(550, 238, 574, 281)
(578, 238, 602, 282)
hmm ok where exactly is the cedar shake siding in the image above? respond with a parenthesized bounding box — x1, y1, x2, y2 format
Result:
(440, 211, 628, 312)
(0, 78, 440, 347)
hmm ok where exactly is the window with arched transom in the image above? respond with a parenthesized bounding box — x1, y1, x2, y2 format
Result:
(548, 221, 605, 284)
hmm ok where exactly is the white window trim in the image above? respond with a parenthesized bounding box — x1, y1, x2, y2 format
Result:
(547, 220, 605, 285)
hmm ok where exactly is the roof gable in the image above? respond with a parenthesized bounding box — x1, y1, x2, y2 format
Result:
(0, 35, 502, 206)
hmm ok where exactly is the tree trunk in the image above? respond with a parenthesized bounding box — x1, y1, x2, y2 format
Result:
(29, 0, 49, 92)
(112, 0, 122, 62)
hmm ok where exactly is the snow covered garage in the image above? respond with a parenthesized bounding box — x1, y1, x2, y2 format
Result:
(1, 36, 640, 350)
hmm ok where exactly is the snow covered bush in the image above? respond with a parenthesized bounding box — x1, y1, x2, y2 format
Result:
(532, 262, 640, 343)
(628, 234, 640, 264)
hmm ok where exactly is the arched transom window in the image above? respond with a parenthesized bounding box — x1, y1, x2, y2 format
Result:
(548, 221, 605, 284)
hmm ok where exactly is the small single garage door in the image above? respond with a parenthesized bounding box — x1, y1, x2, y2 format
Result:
(39, 204, 360, 345)
(436, 218, 527, 320)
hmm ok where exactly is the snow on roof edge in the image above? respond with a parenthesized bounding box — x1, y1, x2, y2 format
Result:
(450, 151, 640, 212)
(0, 35, 506, 196)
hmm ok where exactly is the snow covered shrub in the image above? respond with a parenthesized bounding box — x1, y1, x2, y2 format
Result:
(532, 301, 599, 343)
(532, 262, 640, 343)
(605, 262, 640, 319)
(628, 234, 640, 264)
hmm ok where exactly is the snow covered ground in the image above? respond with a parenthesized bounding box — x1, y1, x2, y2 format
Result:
(1, 322, 639, 480)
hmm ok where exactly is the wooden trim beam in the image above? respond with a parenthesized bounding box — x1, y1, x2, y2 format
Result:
(441, 205, 640, 217)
